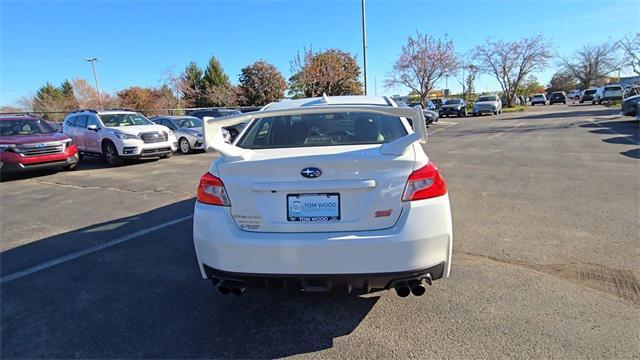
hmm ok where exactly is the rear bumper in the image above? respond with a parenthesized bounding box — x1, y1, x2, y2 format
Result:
(203, 262, 445, 292)
(193, 194, 453, 288)
(474, 108, 497, 114)
(439, 108, 462, 116)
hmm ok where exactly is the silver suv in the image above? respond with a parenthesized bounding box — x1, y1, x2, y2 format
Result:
(62, 110, 178, 166)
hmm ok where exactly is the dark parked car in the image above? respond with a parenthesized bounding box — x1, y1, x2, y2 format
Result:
(439, 99, 467, 117)
(580, 89, 597, 103)
(621, 95, 640, 116)
(188, 108, 245, 140)
(549, 91, 567, 105)
(430, 98, 444, 110)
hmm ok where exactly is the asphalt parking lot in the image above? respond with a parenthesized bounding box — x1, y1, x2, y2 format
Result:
(1, 104, 639, 358)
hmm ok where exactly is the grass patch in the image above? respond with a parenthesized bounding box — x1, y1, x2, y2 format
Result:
(502, 106, 527, 113)
(604, 101, 622, 109)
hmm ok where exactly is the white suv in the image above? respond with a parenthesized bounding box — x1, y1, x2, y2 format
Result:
(193, 96, 453, 297)
(63, 110, 177, 166)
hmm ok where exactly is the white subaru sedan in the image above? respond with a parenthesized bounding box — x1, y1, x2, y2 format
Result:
(193, 95, 453, 297)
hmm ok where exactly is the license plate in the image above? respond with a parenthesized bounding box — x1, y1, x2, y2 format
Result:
(287, 193, 340, 222)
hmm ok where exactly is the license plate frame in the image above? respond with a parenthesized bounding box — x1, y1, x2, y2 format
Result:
(286, 193, 341, 222)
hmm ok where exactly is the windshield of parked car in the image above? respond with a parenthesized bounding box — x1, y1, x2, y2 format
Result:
(0, 119, 55, 136)
(478, 96, 496, 102)
(237, 111, 408, 149)
(533, 95, 545, 98)
(444, 99, 461, 105)
(100, 113, 152, 127)
(176, 117, 202, 128)
(604, 86, 622, 91)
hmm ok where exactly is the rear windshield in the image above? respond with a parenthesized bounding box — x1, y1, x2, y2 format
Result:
(605, 86, 622, 91)
(237, 112, 408, 149)
(1, 119, 55, 136)
(584, 90, 597, 95)
(176, 117, 202, 128)
(100, 113, 152, 127)
(478, 96, 496, 102)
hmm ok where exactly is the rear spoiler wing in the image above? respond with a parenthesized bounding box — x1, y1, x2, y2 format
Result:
(203, 105, 427, 161)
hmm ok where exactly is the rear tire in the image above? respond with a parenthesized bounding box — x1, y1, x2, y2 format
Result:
(103, 141, 123, 167)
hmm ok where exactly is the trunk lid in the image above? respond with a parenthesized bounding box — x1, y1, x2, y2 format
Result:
(219, 145, 414, 232)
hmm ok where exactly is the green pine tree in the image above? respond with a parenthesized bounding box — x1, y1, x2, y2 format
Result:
(203, 56, 230, 88)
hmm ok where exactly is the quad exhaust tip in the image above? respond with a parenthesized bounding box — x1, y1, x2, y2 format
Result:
(394, 283, 411, 297)
(409, 280, 426, 296)
(394, 277, 430, 297)
(216, 280, 246, 296)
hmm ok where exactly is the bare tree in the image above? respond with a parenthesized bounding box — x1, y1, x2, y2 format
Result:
(618, 33, 640, 76)
(16, 95, 34, 111)
(458, 63, 479, 101)
(559, 42, 620, 89)
(161, 67, 183, 107)
(473, 35, 552, 107)
(386, 32, 459, 107)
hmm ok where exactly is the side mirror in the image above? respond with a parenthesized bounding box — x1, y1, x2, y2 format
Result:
(87, 124, 99, 131)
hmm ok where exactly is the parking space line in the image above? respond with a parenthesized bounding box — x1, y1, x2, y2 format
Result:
(0, 215, 194, 285)
(429, 121, 457, 135)
(488, 121, 526, 139)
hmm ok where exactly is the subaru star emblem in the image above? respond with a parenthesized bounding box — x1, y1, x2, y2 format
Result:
(301, 167, 322, 178)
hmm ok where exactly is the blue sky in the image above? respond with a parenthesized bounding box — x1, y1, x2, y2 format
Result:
(1, 0, 638, 105)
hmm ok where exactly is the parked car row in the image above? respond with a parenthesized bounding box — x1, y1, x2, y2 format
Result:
(0, 107, 247, 175)
(578, 84, 639, 104)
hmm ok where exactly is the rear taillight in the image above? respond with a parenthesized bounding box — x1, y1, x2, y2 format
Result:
(197, 172, 230, 206)
(402, 162, 447, 201)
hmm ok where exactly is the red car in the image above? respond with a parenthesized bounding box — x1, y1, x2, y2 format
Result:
(0, 116, 79, 174)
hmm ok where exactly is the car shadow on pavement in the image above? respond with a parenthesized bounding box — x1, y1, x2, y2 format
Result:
(439, 122, 578, 138)
(1, 199, 379, 359)
(579, 120, 639, 159)
(503, 108, 620, 121)
(0, 156, 161, 181)
(73, 155, 165, 171)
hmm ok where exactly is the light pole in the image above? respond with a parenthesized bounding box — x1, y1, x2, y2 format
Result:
(361, 0, 368, 95)
(461, 65, 466, 102)
(445, 73, 449, 98)
(83, 57, 103, 109)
